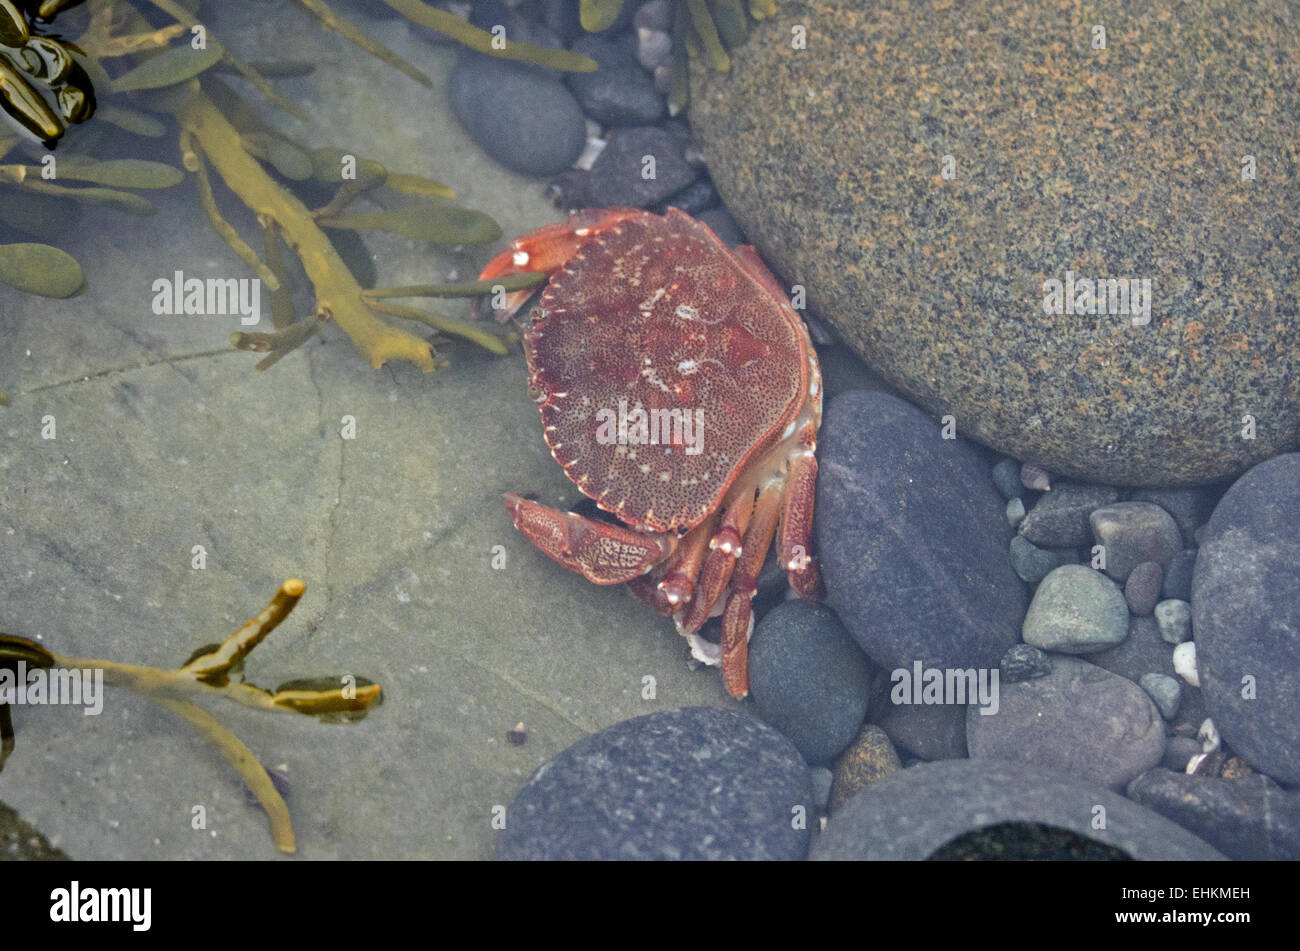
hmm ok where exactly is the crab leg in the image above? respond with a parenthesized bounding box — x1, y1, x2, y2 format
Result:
(477, 207, 643, 318)
(718, 478, 786, 698)
(504, 493, 675, 584)
(677, 485, 756, 635)
(635, 515, 717, 616)
(779, 421, 823, 600)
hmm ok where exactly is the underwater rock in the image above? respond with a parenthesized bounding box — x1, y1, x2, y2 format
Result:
(1127, 768, 1300, 861)
(1193, 453, 1300, 785)
(966, 655, 1166, 791)
(1021, 564, 1129, 654)
(748, 601, 873, 767)
(814, 391, 1025, 673)
(1018, 482, 1119, 548)
(828, 724, 901, 814)
(549, 125, 698, 208)
(1090, 502, 1183, 583)
(690, 0, 1300, 485)
(814, 760, 1225, 860)
(1124, 561, 1163, 616)
(448, 55, 587, 177)
(497, 708, 813, 860)
(565, 35, 665, 126)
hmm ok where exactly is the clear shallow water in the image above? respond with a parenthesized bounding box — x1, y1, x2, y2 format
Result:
(0, 0, 742, 859)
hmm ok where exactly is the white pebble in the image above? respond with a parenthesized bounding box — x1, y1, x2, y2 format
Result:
(1198, 718, 1221, 753)
(1172, 641, 1199, 686)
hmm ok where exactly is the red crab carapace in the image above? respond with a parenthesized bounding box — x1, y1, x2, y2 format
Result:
(481, 207, 822, 698)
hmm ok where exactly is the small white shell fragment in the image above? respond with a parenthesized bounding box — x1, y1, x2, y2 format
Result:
(1186, 752, 1207, 775)
(1198, 718, 1221, 753)
(1172, 641, 1199, 686)
(575, 136, 607, 172)
(685, 632, 721, 666)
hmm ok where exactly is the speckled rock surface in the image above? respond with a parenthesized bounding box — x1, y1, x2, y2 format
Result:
(496, 708, 812, 860)
(691, 0, 1300, 486)
(813, 760, 1225, 860)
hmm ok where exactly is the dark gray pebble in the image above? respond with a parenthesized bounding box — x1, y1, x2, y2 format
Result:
(1000, 643, 1053, 683)
(1125, 561, 1163, 616)
(1008, 535, 1076, 584)
(749, 601, 873, 766)
(566, 35, 665, 126)
(1018, 481, 1120, 548)
(448, 56, 587, 177)
(1090, 502, 1182, 582)
(991, 457, 1023, 499)
(550, 125, 699, 208)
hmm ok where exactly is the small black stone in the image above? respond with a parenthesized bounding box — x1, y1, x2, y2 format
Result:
(1000, 643, 1053, 684)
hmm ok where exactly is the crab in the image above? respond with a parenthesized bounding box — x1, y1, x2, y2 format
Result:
(480, 207, 822, 698)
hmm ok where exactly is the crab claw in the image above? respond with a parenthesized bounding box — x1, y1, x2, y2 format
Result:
(476, 207, 644, 320)
(505, 493, 675, 585)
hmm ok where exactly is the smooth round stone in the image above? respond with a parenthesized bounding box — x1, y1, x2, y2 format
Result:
(448, 55, 587, 177)
(1022, 565, 1129, 654)
(1154, 598, 1192, 644)
(1139, 673, 1183, 721)
(1127, 768, 1300, 861)
(554, 126, 698, 208)
(1005, 497, 1026, 528)
(1128, 486, 1222, 548)
(1193, 453, 1300, 786)
(1090, 502, 1183, 582)
(690, 0, 1300, 485)
(565, 35, 665, 126)
(1125, 561, 1163, 616)
(1162, 549, 1197, 602)
(749, 601, 873, 766)
(999, 643, 1053, 684)
(813, 760, 1225, 860)
(814, 391, 1026, 673)
(967, 655, 1166, 791)
(1008, 535, 1075, 585)
(991, 457, 1023, 500)
(1018, 482, 1119, 548)
(497, 708, 812, 860)
(828, 724, 901, 815)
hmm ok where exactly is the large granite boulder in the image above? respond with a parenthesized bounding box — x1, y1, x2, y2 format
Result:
(691, 0, 1300, 485)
